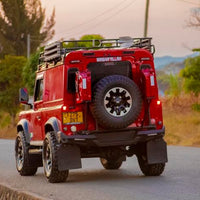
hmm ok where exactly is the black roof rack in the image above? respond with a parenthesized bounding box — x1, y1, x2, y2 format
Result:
(39, 37, 154, 64)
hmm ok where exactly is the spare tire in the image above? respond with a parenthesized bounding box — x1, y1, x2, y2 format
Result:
(91, 75, 142, 129)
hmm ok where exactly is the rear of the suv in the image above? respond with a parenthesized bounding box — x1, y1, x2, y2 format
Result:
(16, 37, 167, 183)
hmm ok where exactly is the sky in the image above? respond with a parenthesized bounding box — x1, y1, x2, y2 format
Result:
(41, 0, 200, 57)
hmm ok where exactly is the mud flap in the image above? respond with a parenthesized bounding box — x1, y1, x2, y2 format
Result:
(147, 139, 168, 164)
(57, 144, 82, 171)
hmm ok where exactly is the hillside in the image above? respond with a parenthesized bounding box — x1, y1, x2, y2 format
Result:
(159, 62, 185, 75)
(154, 53, 198, 70)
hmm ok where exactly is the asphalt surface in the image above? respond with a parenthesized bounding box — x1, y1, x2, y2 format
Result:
(0, 139, 200, 200)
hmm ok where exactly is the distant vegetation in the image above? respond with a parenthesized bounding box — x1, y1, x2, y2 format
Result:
(0, 56, 26, 126)
(156, 52, 200, 99)
(0, 0, 55, 126)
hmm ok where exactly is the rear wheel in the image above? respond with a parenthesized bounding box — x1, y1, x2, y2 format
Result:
(43, 132, 69, 183)
(100, 157, 123, 170)
(137, 155, 165, 176)
(92, 75, 142, 129)
(15, 131, 37, 176)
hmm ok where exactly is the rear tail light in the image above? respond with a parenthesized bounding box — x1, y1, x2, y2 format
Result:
(157, 100, 161, 105)
(62, 106, 67, 111)
(151, 118, 156, 124)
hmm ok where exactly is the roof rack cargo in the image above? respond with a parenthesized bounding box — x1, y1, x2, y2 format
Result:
(39, 37, 155, 64)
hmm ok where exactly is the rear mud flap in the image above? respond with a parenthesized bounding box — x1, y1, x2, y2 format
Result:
(57, 144, 82, 171)
(147, 139, 168, 164)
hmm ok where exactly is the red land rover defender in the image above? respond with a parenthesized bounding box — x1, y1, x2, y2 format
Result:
(16, 37, 167, 183)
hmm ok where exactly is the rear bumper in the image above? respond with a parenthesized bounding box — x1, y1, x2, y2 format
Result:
(58, 126, 165, 147)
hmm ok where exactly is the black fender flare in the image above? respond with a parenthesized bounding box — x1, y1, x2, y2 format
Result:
(44, 117, 61, 135)
(17, 119, 31, 143)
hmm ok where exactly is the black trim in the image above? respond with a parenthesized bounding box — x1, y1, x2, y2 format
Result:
(123, 51, 135, 55)
(67, 68, 78, 93)
(59, 127, 165, 147)
(83, 52, 95, 56)
(45, 117, 60, 133)
(17, 119, 31, 143)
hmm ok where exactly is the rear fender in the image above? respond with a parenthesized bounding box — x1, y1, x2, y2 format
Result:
(45, 117, 61, 141)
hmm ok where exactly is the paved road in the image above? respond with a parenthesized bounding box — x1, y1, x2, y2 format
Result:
(0, 139, 200, 200)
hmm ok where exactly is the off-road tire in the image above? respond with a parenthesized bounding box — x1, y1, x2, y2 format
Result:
(15, 131, 37, 176)
(137, 155, 165, 176)
(100, 157, 123, 170)
(91, 75, 142, 129)
(43, 132, 69, 183)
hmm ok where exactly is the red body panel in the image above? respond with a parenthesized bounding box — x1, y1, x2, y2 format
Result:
(19, 48, 163, 141)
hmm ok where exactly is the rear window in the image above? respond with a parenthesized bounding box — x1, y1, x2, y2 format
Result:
(87, 61, 132, 86)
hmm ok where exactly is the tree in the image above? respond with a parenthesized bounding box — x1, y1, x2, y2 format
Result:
(188, 8, 200, 30)
(0, 55, 26, 126)
(79, 34, 105, 47)
(23, 51, 40, 95)
(166, 74, 182, 97)
(63, 34, 105, 48)
(0, 0, 55, 57)
(181, 56, 200, 96)
(156, 70, 171, 94)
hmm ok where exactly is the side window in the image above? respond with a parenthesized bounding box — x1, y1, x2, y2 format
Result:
(34, 79, 44, 101)
(67, 68, 78, 93)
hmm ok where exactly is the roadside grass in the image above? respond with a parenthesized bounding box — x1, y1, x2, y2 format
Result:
(164, 108, 200, 146)
(162, 95, 200, 147)
(0, 111, 16, 139)
(0, 95, 200, 147)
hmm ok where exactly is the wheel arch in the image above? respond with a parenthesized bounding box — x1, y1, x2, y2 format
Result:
(44, 117, 61, 135)
(17, 119, 31, 143)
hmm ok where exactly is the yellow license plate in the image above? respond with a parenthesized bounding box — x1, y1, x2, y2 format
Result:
(63, 112, 83, 124)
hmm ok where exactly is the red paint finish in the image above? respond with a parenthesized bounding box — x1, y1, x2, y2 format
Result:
(19, 47, 163, 141)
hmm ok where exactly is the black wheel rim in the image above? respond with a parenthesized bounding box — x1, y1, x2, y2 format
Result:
(104, 87, 132, 117)
(16, 137, 24, 171)
(43, 140, 52, 177)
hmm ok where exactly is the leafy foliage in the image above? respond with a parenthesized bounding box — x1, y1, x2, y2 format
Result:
(0, 55, 26, 125)
(166, 74, 182, 96)
(23, 51, 40, 95)
(192, 103, 200, 112)
(79, 34, 105, 47)
(63, 34, 105, 48)
(0, 0, 55, 57)
(156, 70, 171, 93)
(181, 56, 200, 95)
(157, 70, 183, 97)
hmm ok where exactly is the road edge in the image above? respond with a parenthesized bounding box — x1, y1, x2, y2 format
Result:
(0, 183, 50, 200)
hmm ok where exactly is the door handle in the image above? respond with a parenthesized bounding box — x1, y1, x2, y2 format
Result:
(36, 116, 41, 121)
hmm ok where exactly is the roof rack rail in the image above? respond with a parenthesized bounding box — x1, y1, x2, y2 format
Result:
(39, 37, 154, 64)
